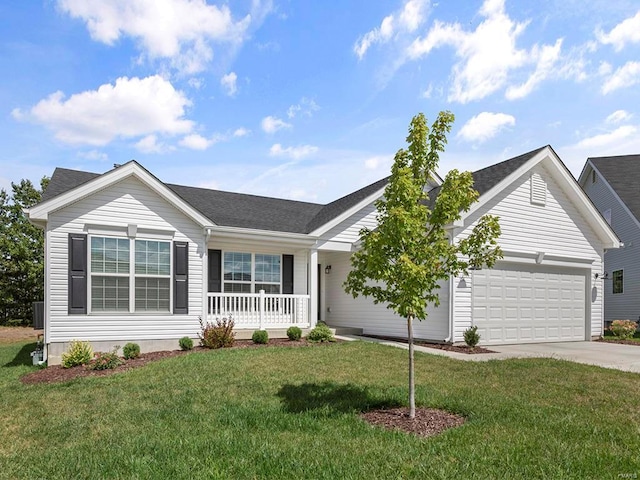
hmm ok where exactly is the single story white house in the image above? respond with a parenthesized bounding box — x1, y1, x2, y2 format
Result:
(28, 145, 620, 364)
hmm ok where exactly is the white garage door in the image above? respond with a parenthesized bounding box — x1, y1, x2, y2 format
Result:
(472, 264, 586, 345)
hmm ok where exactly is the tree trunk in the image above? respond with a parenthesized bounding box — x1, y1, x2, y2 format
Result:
(407, 314, 415, 419)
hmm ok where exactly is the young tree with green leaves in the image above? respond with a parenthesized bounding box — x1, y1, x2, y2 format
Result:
(0, 177, 49, 324)
(344, 112, 502, 418)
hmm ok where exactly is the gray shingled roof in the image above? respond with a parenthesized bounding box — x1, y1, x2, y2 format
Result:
(426, 146, 548, 208)
(39, 165, 389, 234)
(39, 147, 549, 234)
(590, 154, 640, 222)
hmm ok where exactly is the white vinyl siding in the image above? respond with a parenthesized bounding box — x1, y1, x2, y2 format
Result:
(46, 176, 205, 343)
(323, 252, 449, 341)
(454, 163, 604, 342)
(582, 168, 640, 324)
(320, 203, 378, 245)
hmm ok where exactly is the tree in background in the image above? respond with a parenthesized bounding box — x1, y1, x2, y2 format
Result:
(344, 112, 502, 418)
(0, 177, 49, 325)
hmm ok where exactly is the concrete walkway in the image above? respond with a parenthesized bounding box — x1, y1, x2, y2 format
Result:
(336, 335, 640, 373)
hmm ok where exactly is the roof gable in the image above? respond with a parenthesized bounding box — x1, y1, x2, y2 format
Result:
(29, 161, 212, 228)
(454, 145, 619, 249)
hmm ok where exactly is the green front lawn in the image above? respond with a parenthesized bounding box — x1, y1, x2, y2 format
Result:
(1, 340, 639, 479)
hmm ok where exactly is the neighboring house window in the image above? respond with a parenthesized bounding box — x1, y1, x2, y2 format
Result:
(612, 270, 623, 294)
(603, 208, 612, 225)
(592, 170, 597, 183)
(223, 252, 281, 293)
(90, 236, 171, 312)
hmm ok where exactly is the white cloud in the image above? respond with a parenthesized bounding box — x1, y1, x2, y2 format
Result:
(598, 61, 613, 76)
(179, 133, 214, 150)
(407, 0, 564, 103)
(187, 77, 204, 89)
(363, 155, 392, 170)
(269, 143, 318, 159)
(354, 0, 429, 59)
(233, 127, 250, 137)
(220, 72, 238, 96)
(421, 84, 434, 99)
(606, 110, 632, 124)
(506, 39, 562, 100)
(136, 134, 169, 153)
(602, 61, 640, 94)
(12, 75, 193, 146)
(574, 125, 637, 149)
(261, 115, 291, 133)
(457, 112, 516, 143)
(596, 11, 640, 51)
(77, 149, 108, 161)
(287, 97, 320, 119)
(56, 0, 266, 74)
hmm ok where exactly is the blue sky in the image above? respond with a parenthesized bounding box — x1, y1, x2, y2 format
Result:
(2, 0, 640, 203)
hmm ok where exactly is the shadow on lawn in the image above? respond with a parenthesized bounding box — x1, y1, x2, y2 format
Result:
(277, 381, 399, 415)
(3, 342, 36, 367)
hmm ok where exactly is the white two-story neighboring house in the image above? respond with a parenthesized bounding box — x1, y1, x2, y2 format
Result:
(580, 155, 640, 327)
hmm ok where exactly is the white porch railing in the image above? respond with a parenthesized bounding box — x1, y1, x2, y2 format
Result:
(207, 291, 311, 329)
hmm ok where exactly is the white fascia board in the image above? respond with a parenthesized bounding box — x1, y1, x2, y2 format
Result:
(28, 162, 213, 228)
(209, 225, 318, 247)
(317, 240, 353, 252)
(459, 147, 620, 249)
(309, 186, 386, 237)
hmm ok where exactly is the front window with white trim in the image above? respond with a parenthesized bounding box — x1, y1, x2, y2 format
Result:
(90, 236, 171, 313)
(223, 252, 281, 293)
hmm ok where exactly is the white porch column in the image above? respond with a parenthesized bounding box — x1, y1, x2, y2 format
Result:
(308, 248, 318, 328)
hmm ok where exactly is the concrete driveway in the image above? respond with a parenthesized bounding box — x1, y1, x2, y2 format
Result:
(339, 335, 640, 373)
(490, 341, 640, 373)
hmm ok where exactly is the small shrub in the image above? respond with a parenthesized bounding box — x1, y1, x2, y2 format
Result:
(122, 342, 140, 360)
(89, 347, 123, 371)
(252, 330, 269, 344)
(463, 326, 481, 348)
(609, 320, 638, 339)
(179, 336, 194, 350)
(61, 340, 94, 368)
(287, 326, 302, 341)
(6, 319, 25, 327)
(307, 323, 335, 343)
(199, 316, 235, 349)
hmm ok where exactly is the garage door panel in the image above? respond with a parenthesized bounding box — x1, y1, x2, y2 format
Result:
(473, 264, 586, 345)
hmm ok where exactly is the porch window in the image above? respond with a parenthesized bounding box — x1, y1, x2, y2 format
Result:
(90, 236, 171, 312)
(223, 252, 281, 293)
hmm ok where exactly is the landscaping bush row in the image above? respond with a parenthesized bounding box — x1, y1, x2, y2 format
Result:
(60, 320, 337, 369)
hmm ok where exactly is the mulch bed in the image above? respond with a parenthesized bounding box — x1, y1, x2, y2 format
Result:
(361, 407, 465, 438)
(363, 335, 496, 354)
(596, 337, 640, 346)
(21, 338, 338, 385)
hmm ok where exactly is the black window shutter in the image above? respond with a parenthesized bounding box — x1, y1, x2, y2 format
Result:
(68, 233, 87, 314)
(174, 241, 189, 314)
(282, 254, 294, 294)
(208, 249, 221, 293)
